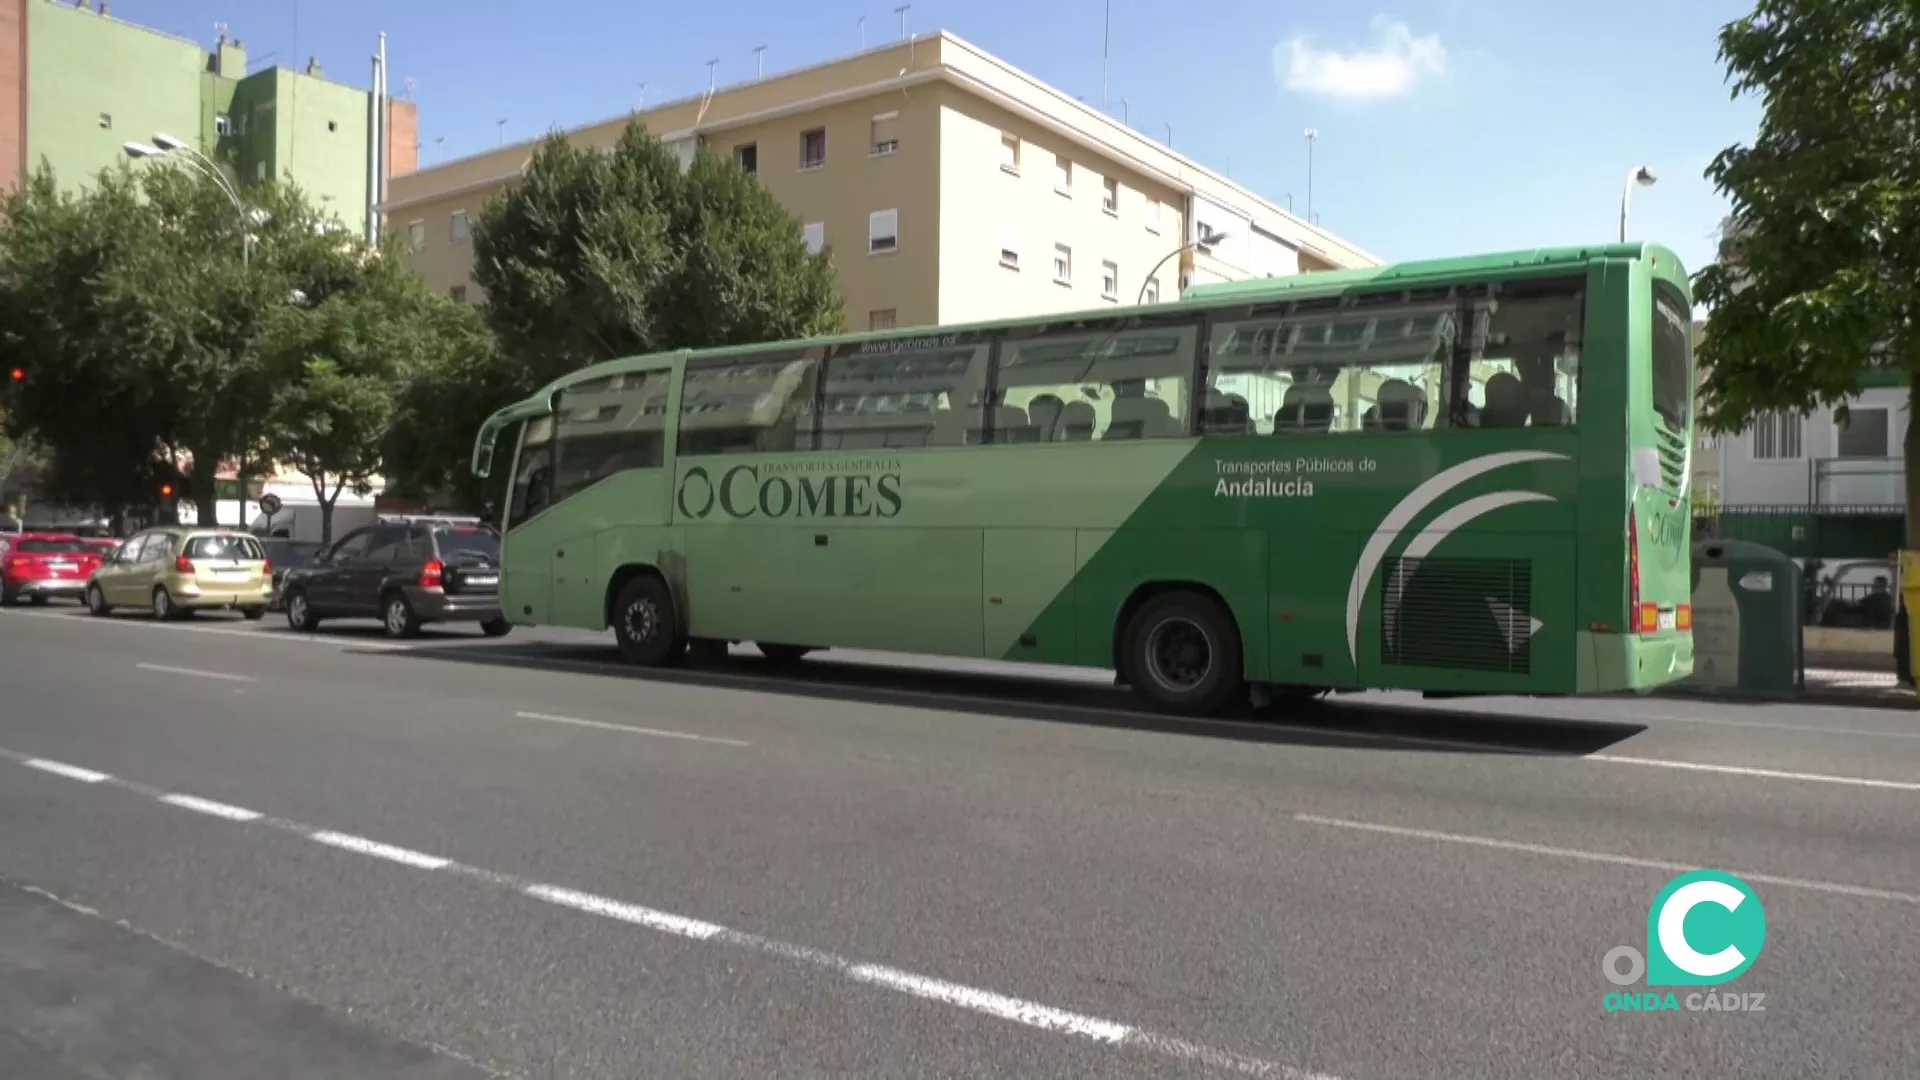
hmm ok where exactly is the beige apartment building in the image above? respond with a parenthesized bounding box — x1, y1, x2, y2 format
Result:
(380, 32, 1378, 333)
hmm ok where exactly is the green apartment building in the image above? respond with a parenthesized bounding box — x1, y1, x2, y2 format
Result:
(0, 0, 415, 236)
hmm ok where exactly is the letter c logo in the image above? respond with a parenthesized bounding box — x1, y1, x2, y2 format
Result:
(1657, 880, 1747, 978)
(677, 465, 715, 519)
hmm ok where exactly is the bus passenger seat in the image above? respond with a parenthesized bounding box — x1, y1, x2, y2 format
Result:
(1529, 391, 1571, 427)
(1027, 394, 1065, 440)
(1109, 396, 1174, 440)
(1060, 401, 1096, 440)
(990, 405, 1037, 443)
(1373, 380, 1428, 431)
(1202, 392, 1251, 434)
(1274, 386, 1334, 433)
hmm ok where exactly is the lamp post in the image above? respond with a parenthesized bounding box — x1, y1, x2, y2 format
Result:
(1137, 231, 1230, 305)
(123, 134, 266, 265)
(1619, 165, 1657, 243)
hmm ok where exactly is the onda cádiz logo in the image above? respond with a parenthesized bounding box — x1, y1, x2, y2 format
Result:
(1343, 450, 1570, 667)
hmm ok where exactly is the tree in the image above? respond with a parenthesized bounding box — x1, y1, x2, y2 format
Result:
(384, 119, 843, 506)
(0, 161, 359, 526)
(381, 314, 524, 513)
(1692, 0, 1920, 539)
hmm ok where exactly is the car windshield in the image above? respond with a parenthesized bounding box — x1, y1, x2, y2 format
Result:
(185, 534, 266, 560)
(15, 539, 88, 553)
(432, 526, 501, 563)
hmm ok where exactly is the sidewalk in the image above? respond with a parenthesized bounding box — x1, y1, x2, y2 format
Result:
(1799, 667, 1916, 708)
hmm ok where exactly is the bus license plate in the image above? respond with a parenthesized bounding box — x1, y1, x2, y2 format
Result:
(1657, 609, 1677, 631)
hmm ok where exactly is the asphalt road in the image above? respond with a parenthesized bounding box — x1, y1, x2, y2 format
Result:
(0, 604, 1915, 1079)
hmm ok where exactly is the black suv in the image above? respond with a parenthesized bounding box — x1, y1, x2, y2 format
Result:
(279, 518, 511, 639)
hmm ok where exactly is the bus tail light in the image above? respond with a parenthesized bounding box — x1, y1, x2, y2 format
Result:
(420, 559, 444, 588)
(1676, 604, 1693, 631)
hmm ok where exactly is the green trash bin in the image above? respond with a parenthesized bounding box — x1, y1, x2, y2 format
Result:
(1681, 539, 1803, 699)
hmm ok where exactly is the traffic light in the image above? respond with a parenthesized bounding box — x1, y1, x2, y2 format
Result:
(159, 483, 174, 498)
(7, 367, 20, 383)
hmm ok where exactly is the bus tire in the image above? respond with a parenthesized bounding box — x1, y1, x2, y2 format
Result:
(1119, 589, 1244, 717)
(611, 575, 681, 667)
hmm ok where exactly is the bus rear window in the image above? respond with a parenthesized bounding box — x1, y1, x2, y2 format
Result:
(1651, 285, 1692, 432)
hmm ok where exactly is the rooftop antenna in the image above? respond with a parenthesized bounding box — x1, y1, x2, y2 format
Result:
(755, 45, 766, 80)
(636, 82, 647, 111)
(434, 135, 445, 163)
(858, 16, 866, 49)
(894, 4, 910, 40)
(1101, 0, 1110, 110)
(402, 76, 416, 99)
(1165, 122, 1172, 148)
(497, 118, 507, 145)
(706, 57, 719, 96)
(1120, 97, 1129, 125)
(1304, 127, 1317, 220)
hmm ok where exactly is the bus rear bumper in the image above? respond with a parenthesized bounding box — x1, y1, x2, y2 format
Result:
(1577, 630, 1694, 694)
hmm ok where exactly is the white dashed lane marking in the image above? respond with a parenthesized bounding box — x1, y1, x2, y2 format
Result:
(513, 711, 750, 747)
(136, 662, 258, 683)
(0, 744, 1330, 1078)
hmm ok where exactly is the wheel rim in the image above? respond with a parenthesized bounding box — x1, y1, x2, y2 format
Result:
(1143, 617, 1212, 693)
(385, 599, 407, 634)
(88, 587, 102, 612)
(621, 597, 658, 646)
(152, 591, 167, 618)
(288, 596, 306, 625)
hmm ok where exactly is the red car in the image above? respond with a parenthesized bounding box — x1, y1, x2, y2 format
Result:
(0, 532, 106, 606)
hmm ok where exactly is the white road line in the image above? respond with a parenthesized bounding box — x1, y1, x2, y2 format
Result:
(1587, 754, 1920, 792)
(523, 884, 728, 940)
(24, 758, 109, 783)
(308, 830, 452, 870)
(513, 711, 750, 747)
(159, 793, 263, 821)
(1295, 814, 1920, 904)
(846, 963, 1132, 1042)
(135, 662, 257, 683)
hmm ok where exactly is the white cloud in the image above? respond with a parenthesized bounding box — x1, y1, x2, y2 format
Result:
(1275, 16, 1448, 101)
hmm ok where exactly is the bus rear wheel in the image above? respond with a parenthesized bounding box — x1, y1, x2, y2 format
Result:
(611, 575, 682, 667)
(1120, 590, 1244, 717)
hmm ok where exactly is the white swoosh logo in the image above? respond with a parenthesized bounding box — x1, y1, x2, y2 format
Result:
(1345, 451, 1569, 667)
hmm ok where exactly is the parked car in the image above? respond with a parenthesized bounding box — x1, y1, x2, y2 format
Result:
(279, 518, 510, 639)
(84, 527, 273, 620)
(259, 537, 325, 612)
(0, 532, 105, 606)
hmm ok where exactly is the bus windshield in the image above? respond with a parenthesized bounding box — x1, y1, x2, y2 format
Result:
(1651, 285, 1692, 433)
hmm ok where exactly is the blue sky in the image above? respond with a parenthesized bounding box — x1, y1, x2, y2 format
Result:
(123, 0, 1759, 280)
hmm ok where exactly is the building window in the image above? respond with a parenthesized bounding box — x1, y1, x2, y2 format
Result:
(1751, 412, 1803, 459)
(998, 226, 1019, 270)
(450, 211, 470, 244)
(868, 209, 898, 254)
(1000, 132, 1020, 174)
(1836, 406, 1889, 459)
(1101, 260, 1119, 301)
(1143, 278, 1160, 304)
(406, 220, 426, 253)
(870, 112, 899, 155)
(327, 120, 338, 133)
(1052, 243, 1072, 285)
(735, 142, 758, 174)
(802, 222, 825, 255)
(214, 113, 233, 137)
(1102, 177, 1119, 216)
(1054, 154, 1072, 195)
(98, 112, 112, 129)
(869, 309, 897, 331)
(449, 285, 468, 304)
(1146, 198, 1162, 234)
(801, 127, 827, 169)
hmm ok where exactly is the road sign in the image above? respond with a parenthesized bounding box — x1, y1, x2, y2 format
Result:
(259, 493, 283, 516)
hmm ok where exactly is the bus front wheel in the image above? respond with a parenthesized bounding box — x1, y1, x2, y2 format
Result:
(1120, 590, 1244, 717)
(612, 575, 682, 667)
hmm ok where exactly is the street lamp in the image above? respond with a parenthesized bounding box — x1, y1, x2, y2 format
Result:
(1619, 165, 1656, 243)
(1136, 231, 1230, 305)
(123, 134, 268, 264)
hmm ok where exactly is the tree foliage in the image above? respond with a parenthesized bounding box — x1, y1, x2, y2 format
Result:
(0, 161, 375, 525)
(1692, 1, 1920, 496)
(383, 120, 844, 505)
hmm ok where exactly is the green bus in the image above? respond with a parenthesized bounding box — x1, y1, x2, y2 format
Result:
(471, 242, 1696, 716)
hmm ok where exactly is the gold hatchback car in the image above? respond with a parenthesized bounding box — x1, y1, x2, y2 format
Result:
(85, 527, 274, 620)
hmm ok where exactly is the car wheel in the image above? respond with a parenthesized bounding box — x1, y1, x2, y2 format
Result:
(85, 584, 112, 617)
(610, 575, 682, 667)
(382, 593, 423, 639)
(285, 590, 321, 632)
(1119, 590, 1245, 717)
(151, 587, 180, 621)
(480, 616, 513, 637)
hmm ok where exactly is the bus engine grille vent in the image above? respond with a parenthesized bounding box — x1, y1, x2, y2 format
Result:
(1654, 427, 1688, 490)
(1380, 556, 1534, 674)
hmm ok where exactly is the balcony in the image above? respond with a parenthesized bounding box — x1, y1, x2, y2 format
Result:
(1812, 457, 1904, 511)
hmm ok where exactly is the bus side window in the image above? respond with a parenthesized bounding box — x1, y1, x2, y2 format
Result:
(508, 416, 555, 527)
(995, 313, 1199, 442)
(552, 369, 671, 501)
(676, 348, 826, 457)
(1208, 300, 1450, 436)
(1467, 281, 1584, 429)
(816, 335, 995, 449)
